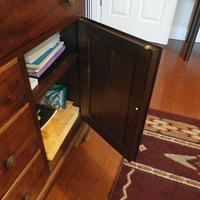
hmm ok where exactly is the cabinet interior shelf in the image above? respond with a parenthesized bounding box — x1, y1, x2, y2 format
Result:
(32, 53, 78, 102)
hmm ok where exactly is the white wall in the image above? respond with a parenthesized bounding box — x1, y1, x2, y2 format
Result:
(170, 0, 200, 42)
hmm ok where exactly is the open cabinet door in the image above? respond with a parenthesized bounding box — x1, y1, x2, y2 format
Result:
(78, 18, 162, 161)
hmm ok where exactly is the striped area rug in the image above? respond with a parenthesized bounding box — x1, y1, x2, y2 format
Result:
(110, 110, 200, 200)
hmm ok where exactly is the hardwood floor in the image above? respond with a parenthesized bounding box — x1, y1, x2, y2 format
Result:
(151, 40, 200, 119)
(46, 40, 200, 199)
(46, 131, 122, 200)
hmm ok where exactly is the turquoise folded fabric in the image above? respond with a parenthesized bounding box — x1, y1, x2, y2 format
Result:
(38, 84, 67, 109)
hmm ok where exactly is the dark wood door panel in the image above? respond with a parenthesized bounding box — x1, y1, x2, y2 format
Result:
(79, 18, 162, 160)
(89, 36, 136, 145)
(0, 0, 84, 59)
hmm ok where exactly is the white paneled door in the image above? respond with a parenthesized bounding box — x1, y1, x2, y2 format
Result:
(101, 0, 178, 44)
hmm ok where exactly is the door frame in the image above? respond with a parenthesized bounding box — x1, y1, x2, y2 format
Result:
(85, 0, 102, 22)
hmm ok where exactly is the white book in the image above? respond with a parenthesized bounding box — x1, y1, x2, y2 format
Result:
(24, 33, 61, 64)
(29, 77, 38, 90)
(26, 42, 64, 71)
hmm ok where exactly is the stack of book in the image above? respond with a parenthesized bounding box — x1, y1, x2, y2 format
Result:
(24, 33, 66, 78)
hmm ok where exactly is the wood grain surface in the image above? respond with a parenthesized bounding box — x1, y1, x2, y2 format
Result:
(78, 18, 162, 160)
(0, 59, 28, 127)
(0, 104, 39, 199)
(3, 151, 49, 200)
(151, 39, 200, 119)
(0, 0, 84, 59)
(46, 130, 122, 200)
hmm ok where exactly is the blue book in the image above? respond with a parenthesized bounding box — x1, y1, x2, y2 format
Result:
(28, 46, 66, 78)
(32, 47, 55, 64)
(26, 42, 64, 70)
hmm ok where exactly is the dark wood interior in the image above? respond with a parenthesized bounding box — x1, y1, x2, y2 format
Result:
(32, 54, 77, 102)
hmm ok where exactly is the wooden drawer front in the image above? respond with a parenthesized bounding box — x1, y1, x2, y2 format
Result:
(0, 59, 28, 126)
(0, 104, 39, 198)
(0, 0, 84, 58)
(3, 151, 48, 200)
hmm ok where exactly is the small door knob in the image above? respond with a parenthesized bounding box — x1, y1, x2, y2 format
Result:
(66, 0, 75, 6)
(22, 194, 31, 200)
(144, 45, 153, 51)
(6, 154, 16, 170)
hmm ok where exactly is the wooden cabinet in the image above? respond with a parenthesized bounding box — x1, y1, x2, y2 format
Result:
(0, 0, 162, 199)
